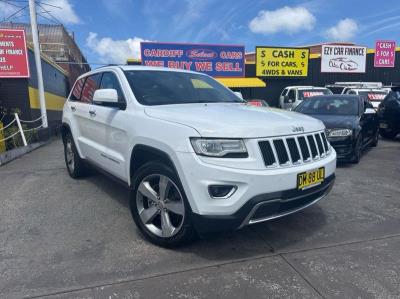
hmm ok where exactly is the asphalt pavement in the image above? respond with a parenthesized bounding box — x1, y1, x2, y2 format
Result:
(1, 137, 399, 299)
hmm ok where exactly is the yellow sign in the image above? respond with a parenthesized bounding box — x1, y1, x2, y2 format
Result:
(256, 47, 309, 77)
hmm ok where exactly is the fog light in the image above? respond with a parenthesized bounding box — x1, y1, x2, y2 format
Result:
(208, 185, 237, 199)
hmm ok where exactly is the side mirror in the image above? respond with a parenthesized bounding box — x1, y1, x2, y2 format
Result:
(93, 89, 125, 109)
(364, 108, 376, 114)
(93, 89, 118, 103)
(234, 91, 243, 99)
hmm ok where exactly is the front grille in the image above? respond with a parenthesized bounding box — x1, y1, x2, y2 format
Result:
(307, 135, 318, 158)
(315, 134, 324, 156)
(286, 138, 301, 163)
(259, 141, 275, 166)
(273, 139, 289, 165)
(259, 131, 330, 167)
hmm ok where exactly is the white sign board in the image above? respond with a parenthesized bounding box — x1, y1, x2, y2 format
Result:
(321, 45, 367, 73)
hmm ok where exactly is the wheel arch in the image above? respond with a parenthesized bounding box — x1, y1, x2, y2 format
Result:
(129, 144, 179, 185)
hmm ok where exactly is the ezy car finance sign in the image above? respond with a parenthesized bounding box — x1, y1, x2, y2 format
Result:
(321, 45, 367, 73)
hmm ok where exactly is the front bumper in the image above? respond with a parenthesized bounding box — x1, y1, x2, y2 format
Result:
(329, 137, 354, 160)
(174, 145, 336, 217)
(191, 174, 335, 233)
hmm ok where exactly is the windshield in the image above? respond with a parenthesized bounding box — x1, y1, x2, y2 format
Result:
(124, 70, 244, 105)
(295, 96, 359, 115)
(358, 91, 388, 101)
(298, 89, 332, 101)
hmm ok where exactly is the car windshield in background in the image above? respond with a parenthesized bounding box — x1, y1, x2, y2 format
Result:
(124, 70, 243, 105)
(298, 89, 332, 101)
(358, 91, 387, 101)
(296, 96, 359, 115)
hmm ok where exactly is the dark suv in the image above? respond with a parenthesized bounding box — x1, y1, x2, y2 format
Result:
(378, 87, 400, 139)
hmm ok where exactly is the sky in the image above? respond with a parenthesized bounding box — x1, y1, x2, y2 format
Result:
(1, 0, 400, 65)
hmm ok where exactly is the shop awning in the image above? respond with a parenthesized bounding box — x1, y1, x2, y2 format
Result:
(215, 77, 266, 88)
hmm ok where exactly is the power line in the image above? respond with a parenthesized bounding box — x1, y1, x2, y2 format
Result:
(36, 2, 61, 24)
(1, 4, 28, 22)
(36, 1, 61, 9)
(0, 0, 25, 8)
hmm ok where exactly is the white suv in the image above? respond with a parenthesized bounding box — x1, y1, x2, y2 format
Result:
(62, 66, 336, 247)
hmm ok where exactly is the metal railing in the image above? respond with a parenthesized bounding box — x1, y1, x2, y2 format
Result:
(0, 113, 46, 147)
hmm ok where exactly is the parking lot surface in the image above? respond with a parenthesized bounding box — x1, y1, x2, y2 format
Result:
(1, 138, 400, 299)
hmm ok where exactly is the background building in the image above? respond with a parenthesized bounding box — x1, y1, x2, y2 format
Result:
(0, 22, 90, 87)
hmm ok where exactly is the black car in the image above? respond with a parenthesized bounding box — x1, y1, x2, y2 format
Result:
(377, 87, 400, 139)
(294, 95, 379, 163)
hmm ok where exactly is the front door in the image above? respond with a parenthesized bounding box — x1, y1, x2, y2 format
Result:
(88, 71, 129, 180)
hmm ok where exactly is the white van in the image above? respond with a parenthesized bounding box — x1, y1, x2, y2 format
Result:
(279, 86, 332, 110)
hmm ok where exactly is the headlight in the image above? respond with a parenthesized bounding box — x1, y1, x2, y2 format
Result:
(190, 138, 247, 157)
(327, 129, 352, 137)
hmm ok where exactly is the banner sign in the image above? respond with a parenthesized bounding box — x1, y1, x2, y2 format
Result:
(321, 45, 367, 73)
(374, 40, 396, 68)
(255, 47, 309, 77)
(140, 42, 245, 77)
(0, 29, 30, 78)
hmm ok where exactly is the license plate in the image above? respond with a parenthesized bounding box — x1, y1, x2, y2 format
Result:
(380, 123, 388, 129)
(297, 167, 325, 190)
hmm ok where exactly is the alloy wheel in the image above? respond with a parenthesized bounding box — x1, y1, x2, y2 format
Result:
(136, 174, 185, 238)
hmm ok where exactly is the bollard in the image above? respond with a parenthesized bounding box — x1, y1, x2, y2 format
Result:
(14, 113, 28, 147)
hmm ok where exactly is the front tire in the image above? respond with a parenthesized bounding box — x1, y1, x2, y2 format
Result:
(63, 132, 89, 178)
(130, 161, 196, 247)
(371, 129, 379, 147)
(352, 134, 362, 164)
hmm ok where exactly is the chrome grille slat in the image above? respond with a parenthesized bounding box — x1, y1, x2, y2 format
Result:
(314, 133, 325, 157)
(258, 131, 330, 168)
(307, 135, 318, 159)
(321, 132, 329, 153)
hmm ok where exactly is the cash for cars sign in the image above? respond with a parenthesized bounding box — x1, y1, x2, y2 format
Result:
(140, 42, 245, 77)
(0, 29, 30, 78)
(374, 40, 396, 67)
(255, 47, 309, 77)
(321, 45, 367, 73)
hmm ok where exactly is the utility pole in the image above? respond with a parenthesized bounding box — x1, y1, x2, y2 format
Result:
(28, 0, 48, 128)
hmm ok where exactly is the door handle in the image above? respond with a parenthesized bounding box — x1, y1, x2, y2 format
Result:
(89, 110, 96, 117)
(70, 106, 76, 112)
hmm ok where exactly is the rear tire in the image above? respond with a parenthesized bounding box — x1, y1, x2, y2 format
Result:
(379, 128, 398, 139)
(63, 132, 89, 178)
(130, 161, 196, 247)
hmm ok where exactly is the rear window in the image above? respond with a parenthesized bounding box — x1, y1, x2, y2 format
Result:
(70, 78, 85, 101)
(296, 96, 359, 115)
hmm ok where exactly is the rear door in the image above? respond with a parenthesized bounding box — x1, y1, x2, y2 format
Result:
(67, 74, 102, 159)
(78, 73, 103, 161)
(88, 71, 129, 180)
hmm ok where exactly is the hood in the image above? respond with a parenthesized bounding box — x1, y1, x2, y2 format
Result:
(144, 103, 324, 138)
(306, 114, 358, 129)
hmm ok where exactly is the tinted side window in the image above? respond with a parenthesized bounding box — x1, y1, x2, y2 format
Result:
(81, 73, 102, 103)
(100, 72, 125, 102)
(288, 90, 295, 99)
(70, 78, 85, 101)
